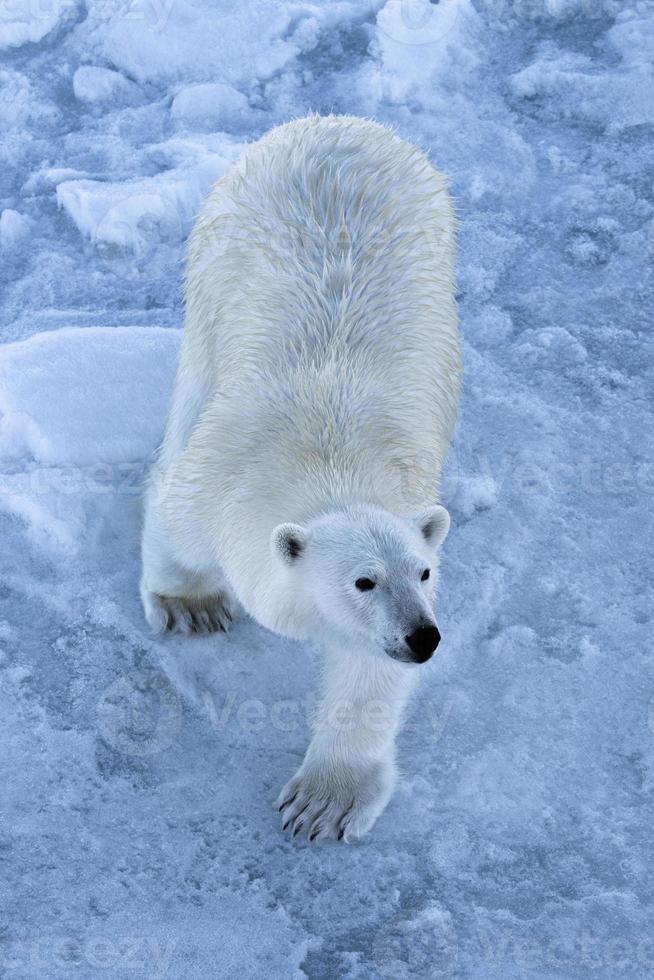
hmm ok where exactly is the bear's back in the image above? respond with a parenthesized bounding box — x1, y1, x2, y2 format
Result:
(185, 116, 458, 400)
(162, 117, 461, 536)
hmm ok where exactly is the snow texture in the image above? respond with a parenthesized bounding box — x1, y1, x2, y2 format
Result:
(0, 0, 653, 978)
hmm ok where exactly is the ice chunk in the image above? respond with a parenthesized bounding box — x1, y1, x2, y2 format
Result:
(0, 326, 180, 465)
(0, 210, 32, 251)
(76, 0, 297, 86)
(171, 82, 250, 131)
(56, 154, 230, 252)
(72, 65, 138, 105)
(0, 0, 78, 50)
(0, 69, 57, 130)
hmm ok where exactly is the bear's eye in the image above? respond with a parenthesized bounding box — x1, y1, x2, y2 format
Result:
(355, 577, 376, 591)
(421, 568, 430, 582)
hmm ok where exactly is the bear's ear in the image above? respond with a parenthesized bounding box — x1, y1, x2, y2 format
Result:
(413, 505, 450, 549)
(270, 523, 310, 565)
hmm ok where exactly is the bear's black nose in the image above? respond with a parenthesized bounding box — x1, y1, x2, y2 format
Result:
(405, 625, 441, 663)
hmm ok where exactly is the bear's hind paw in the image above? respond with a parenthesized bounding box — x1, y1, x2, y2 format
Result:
(143, 590, 234, 636)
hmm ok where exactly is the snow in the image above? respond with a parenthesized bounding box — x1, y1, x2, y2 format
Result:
(1, 0, 652, 978)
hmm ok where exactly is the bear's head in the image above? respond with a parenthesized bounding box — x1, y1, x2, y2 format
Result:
(270, 505, 449, 663)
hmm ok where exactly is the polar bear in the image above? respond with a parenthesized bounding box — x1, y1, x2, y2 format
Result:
(141, 115, 461, 841)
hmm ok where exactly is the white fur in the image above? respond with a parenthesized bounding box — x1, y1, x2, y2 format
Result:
(141, 115, 461, 841)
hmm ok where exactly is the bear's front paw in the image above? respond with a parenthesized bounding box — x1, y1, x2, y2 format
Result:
(276, 758, 395, 843)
